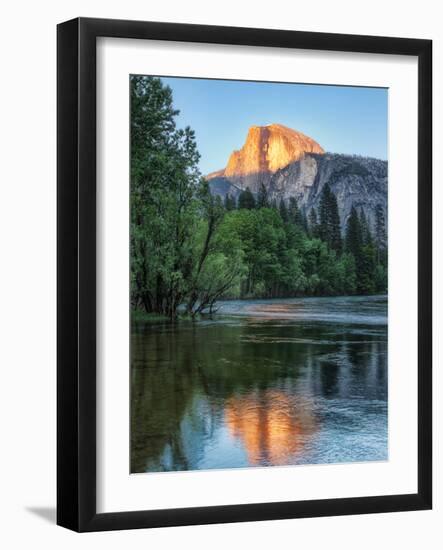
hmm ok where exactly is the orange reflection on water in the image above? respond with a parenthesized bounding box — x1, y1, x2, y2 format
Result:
(224, 389, 317, 466)
(246, 302, 301, 321)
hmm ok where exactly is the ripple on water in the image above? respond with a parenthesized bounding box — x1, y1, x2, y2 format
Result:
(131, 295, 388, 473)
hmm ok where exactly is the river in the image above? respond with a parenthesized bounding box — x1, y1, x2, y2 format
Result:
(131, 295, 388, 473)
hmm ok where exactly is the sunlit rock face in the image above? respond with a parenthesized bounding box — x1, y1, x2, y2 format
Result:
(209, 124, 324, 194)
(226, 124, 324, 176)
(207, 124, 387, 234)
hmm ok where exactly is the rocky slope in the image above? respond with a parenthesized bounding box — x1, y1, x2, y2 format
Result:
(207, 124, 387, 232)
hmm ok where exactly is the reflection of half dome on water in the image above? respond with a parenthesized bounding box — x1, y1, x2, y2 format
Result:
(224, 390, 317, 466)
(131, 296, 388, 473)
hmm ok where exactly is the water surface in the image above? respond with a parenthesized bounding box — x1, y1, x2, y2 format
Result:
(131, 295, 388, 473)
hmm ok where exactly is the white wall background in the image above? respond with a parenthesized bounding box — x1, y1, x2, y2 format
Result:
(0, 0, 440, 548)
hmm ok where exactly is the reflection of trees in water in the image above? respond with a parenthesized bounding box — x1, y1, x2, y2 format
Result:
(131, 325, 199, 472)
(305, 330, 387, 401)
(131, 319, 387, 473)
(131, 324, 227, 472)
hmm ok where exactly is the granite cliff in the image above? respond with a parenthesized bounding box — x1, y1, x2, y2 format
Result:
(207, 124, 387, 232)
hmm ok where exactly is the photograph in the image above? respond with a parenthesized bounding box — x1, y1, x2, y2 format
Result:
(130, 75, 389, 474)
(0, 1, 436, 543)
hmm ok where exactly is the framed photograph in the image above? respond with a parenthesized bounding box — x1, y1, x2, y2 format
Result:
(57, 17, 432, 532)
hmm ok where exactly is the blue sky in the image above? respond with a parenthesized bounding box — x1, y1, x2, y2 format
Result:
(159, 76, 388, 175)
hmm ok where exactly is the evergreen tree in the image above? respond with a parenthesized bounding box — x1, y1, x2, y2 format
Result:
(345, 206, 362, 258)
(300, 209, 309, 233)
(375, 204, 387, 264)
(318, 185, 329, 242)
(345, 206, 378, 294)
(318, 183, 342, 252)
(359, 209, 372, 246)
(308, 207, 319, 238)
(374, 263, 387, 292)
(131, 75, 385, 308)
(359, 243, 376, 294)
(224, 193, 236, 211)
(288, 197, 302, 226)
(279, 198, 289, 222)
(238, 187, 256, 210)
(328, 191, 342, 253)
(256, 183, 269, 209)
(345, 206, 363, 294)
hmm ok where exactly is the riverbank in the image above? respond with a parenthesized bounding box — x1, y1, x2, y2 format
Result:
(132, 294, 388, 326)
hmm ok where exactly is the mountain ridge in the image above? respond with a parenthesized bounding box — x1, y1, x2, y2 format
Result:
(206, 124, 387, 233)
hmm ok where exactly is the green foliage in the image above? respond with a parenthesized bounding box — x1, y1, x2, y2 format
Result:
(256, 183, 269, 208)
(359, 210, 372, 246)
(308, 207, 319, 238)
(186, 183, 245, 315)
(300, 239, 355, 295)
(224, 193, 236, 211)
(131, 76, 238, 318)
(131, 76, 387, 315)
(238, 187, 256, 209)
(318, 183, 342, 253)
(345, 206, 362, 257)
(358, 243, 376, 294)
(374, 263, 387, 292)
(344, 206, 386, 294)
(217, 208, 287, 297)
(131, 75, 204, 318)
(288, 197, 300, 225)
(375, 204, 387, 266)
(279, 198, 289, 222)
(300, 210, 309, 233)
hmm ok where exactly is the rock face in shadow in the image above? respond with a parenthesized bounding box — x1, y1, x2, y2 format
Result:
(207, 124, 387, 232)
(270, 153, 387, 231)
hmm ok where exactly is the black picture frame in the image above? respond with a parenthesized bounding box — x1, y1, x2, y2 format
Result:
(57, 17, 432, 532)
